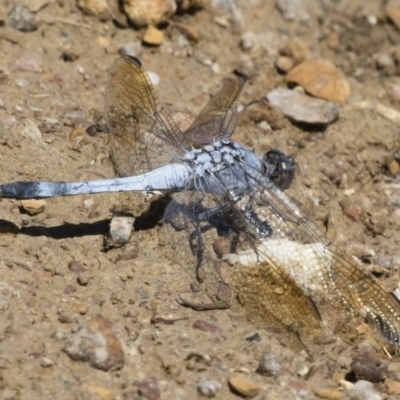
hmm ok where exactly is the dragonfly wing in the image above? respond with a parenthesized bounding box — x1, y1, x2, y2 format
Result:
(184, 73, 248, 146)
(242, 174, 400, 346)
(105, 56, 189, 177)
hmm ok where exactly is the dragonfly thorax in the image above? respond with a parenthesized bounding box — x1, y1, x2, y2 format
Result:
(184, 140, 248, 177)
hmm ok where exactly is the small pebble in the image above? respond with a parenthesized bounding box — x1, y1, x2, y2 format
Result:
(77, 272, 91, 286)
(143, 26, 164, 46)
(82, 198, 95, 210)
(61, 51, 80, 62)
(77, 0, 111, 20)
(38, 117, 61, 134)
(20, 199, 46, 215)
(344, 207, 360, 222)
(23, 121, 42, 141)
(266, 88, 339, 125)
(40, 357, 54, 367)
(8, 4, 38, 32)
(139, 377, 160, 400)
(345, 380, 382, 400)
(275, 56, 293, 73)
(228, 372, 261, 398)
(193, 319, 223, 335)
(236, 54, 257, 77)
(245, 332, 261, 342)
(175, 22, 199, 42)
(122, 0, 176, 27)
(197, 377, 222, 397)
(51, 329, 67, 341)
(109, 214, 134, 245)
(376, 53, 396, 75)
(68, 260, 86, 273)
(135, 287, 149, 299)
(118, 41, 142, 57)
(0, 114, 17, 128)
(350, 350, 388, 383)
(312, 387, 342, 399)
(257, 353, 281, 377)
(211, 63, 220, 74)
(240, 32, 257, 50)
(280, 38, 308, 65)
(87, 386, 115, 400)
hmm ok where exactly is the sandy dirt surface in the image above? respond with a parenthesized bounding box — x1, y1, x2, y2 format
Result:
(2, 0, 400, 399)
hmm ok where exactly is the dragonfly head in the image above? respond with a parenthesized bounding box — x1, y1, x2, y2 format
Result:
(261, 149, 297, 191)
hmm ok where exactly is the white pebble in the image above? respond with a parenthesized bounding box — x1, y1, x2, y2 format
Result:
(211, 63, 220, 74)
(197, 377, 222, 397)
(345, 380, 382, 400)
(148, 71, 160, 86)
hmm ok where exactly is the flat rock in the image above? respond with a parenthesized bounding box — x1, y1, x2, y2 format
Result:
(143, 26, 164, 46)
(77, 0, 111, 20)
(122, 0, 176, 28)
(286, 58, 351, 103)
(20, 199, 46, 215)
(228, 372, 261, 398)
(63, 315, 125, 371)
(266, 88, 339, 124)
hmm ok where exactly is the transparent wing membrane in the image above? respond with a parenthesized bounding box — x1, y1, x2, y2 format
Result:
(105, 56, 189, 177)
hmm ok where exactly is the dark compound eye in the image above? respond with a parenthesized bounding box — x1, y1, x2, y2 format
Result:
(262, 149, 297, 190)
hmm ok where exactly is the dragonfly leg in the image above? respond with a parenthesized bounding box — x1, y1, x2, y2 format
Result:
(191, 196, 243, 283)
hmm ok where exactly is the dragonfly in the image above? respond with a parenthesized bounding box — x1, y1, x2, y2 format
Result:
(1, 55, 400, 351)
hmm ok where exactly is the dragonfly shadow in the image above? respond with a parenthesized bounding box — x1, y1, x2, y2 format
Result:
(134, 195, 172, 231)
(18, 219, 110, 239)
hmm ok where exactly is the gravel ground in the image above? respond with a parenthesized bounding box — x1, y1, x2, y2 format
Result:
(2, 0, 400, 399)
